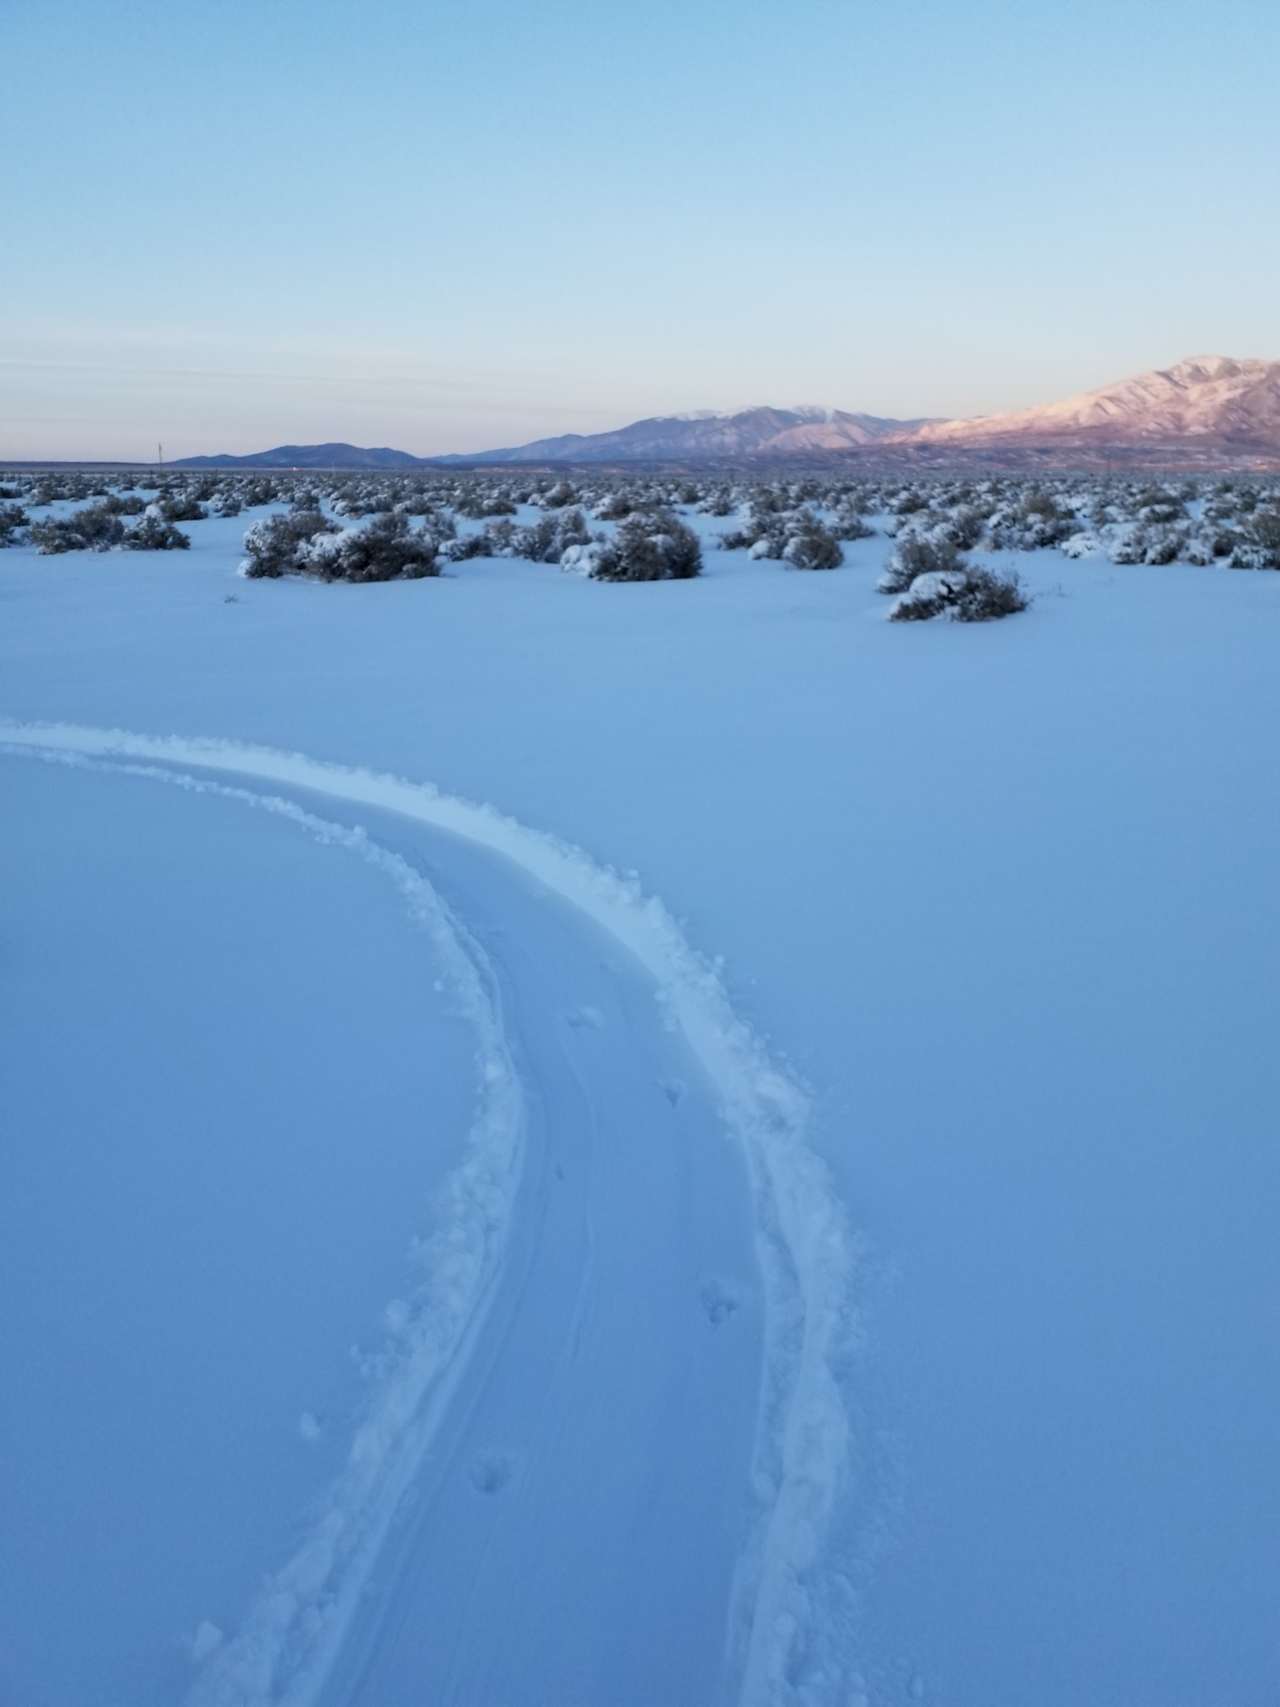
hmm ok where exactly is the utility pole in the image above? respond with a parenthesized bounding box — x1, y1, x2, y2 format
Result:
(157, 442, 164, 466)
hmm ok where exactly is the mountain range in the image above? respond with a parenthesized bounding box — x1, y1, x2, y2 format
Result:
(174, 442, 423, 470)
(901, 356, 1280, 454)
(171, 356, 1280, 470)
(434, 406, 938, 464)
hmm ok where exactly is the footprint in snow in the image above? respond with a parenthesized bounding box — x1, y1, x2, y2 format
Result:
(565, 1005, 605, 1032)
(470, 1450, 519, 1494)
(660, 1078, 686, 1108)
(700, 1278, 741, 1327)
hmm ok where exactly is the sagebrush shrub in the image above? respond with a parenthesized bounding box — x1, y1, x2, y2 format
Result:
(241, 511, 338, 577)
(889, 565, 1029, 623)
(124, 514, 191, 551)
(30, 504, 126, 553)
(1245, 509, 1280, 568)
(0, 501, 27, 545)
(592, 509, 701, 581)
(298, 511, 442, 582)
(159, 495, 207, 523)
(878, 534, 963, 594)
(783, 514, 842, 570)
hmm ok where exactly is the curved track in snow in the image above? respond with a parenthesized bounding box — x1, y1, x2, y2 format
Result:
(1, 721, 857, 1707)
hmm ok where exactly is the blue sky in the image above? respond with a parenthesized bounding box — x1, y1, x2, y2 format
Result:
(2, 0, 1277, 457)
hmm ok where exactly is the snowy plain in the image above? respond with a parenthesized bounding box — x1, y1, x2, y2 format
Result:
(3, 499, 1279, 1706)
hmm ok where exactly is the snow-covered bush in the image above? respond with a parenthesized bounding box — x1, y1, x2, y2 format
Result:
(296, 511, 442, 582)
(1141, 527, 1185, 566)
(29, 504, 127, 554)
(1061, 531, 1103, 560)
(100, 493, 146, 517)
(1134, 488, 1187, 524)
(0, 501, 27, 545)
(158, 494, 207, 523)
(718, 501, 840, 565)
(1232, 507, 1280, 569)
(591, 509, 701, 581)
(454, 489, 516, 519)
(1108, 523, 1188, 566)
(782, 513, 842, 570)
(240, 511, 338, 578)
(718, 521, 758, 552)
(123, 514, 191, 551)
(241, 477, 280, 508)
(984, 488, 1078, 550)
(509, 507, 592, 564)
(940, 504, 988, 549)
(1106, 525, 1145, 565)
(878, 534, 963, 594)
(440, 531, 492, 563)
(829, 504, 875, 542)
(559, 540, 610, 577)
(718, 493, 788, 556)
(481, 518, 518, 556)
(888, 565, 1029, 623)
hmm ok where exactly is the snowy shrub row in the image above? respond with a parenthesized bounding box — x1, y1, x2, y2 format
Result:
(28, 502, 191, 554)
(481, 507, 592, 564)
(5, 464, 1279, 580)
(470, 503, 702, 580)
(241, 511, 442, 582)
(719, 501, 844, 567)
(236, 500, 700, 584)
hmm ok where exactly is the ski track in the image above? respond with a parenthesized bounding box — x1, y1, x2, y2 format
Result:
(1, 719, 859, 1706)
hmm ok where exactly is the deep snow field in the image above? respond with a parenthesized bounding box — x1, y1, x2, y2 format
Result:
(3, 490, 1279, 1707)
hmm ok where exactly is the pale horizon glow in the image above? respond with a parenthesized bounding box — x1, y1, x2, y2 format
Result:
(2, 0, 1277, 460)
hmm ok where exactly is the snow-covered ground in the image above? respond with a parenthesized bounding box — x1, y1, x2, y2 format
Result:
(3, 507, 1279, 1706)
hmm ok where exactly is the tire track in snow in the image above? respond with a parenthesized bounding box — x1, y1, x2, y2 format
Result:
(7, 744, 526, 1707)
(0, 720, 859, 1706)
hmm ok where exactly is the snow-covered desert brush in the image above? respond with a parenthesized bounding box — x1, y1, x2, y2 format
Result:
(878, 534, 964, 594)
(888, 564, 1030, 622)
(589, 509, 702, 581)
(6, 463, 1280, 578)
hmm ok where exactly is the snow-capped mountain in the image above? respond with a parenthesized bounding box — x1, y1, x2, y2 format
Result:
(448, 359, 1280, 463)
(444, 405, 931, 464)
(898, 356, 1280, 450)
(170, 358, 1280, 469)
